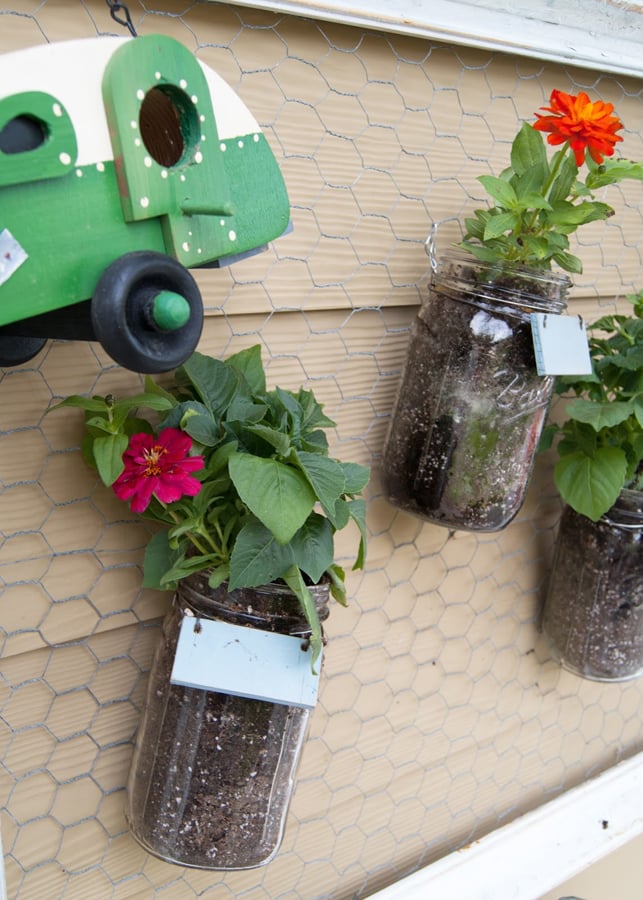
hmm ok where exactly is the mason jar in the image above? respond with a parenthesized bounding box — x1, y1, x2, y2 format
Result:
(382, 250, 569, 531)
(125, 575, 329, 869)
(542, 488, 643, 681)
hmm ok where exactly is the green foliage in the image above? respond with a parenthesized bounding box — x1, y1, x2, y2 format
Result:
(461, 123, 643, 272)
(52, 346, 370, 669)
(541, 292, 643, 520)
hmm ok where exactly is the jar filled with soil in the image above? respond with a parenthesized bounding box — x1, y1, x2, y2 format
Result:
(542, 489, 643, 681)
(126, 575, 329, 869)
(382, 251, 569, 531)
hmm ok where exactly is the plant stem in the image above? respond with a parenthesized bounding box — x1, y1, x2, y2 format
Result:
(524, 142, 571, 234)
(166, 509, 216, 557)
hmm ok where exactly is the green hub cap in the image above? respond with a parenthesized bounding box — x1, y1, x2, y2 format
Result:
(152, 291, 192, 331)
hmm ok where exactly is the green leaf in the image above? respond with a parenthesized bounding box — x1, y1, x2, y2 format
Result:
(49, 395, 111, 413)
(92, 434, 129, 485)
(547, 200, 612, 227)
(548, 153, 578, 205)
(552, 251, 583, 274)
(609, 346, 643, 372)
(228, 521, 292, 587)
(159, 553, 219, 588)
(115, 393, 174, 412)
(296, 452, 346, 514)
(143, 375, 177, 404)
(208, 565, 229, 589)
(564, 398, 634, 431)
(463, 216, 485, 240)
(142, 530, 175, 589)
(514, 192, 552, 211)
(458, 241, 503, 263)
(161, 400, 210, 432)
(483, 211, 519, 240)
(516, 235, 550, 261)
(632, 431, 643, 471)
(510, 123, 547, 175)
(554, 447, 628, 520)
(84, 416, 118, 435)
(179, 353, 238, 414)
(297, 388, 336, 431)
(270, 386, 302, 422)
(538, 422, 559, 452)
(182, 413, 219, 446)
(543, 230, 569, 253)
(477, 175, 518, 209)
(224, 344, 266, 395)
(326, 563, 347, 606)
(340, 461, 371, 494)
(203, 441, 238, 478)
(124, 416, 155, 437)
(513, 164, 546, 200)
(558, 421, 598, 460)
(226, 397, 267, 424)
(289, 514, 334, 584)
(585, 158, 643, 189)
(635, 398, 643, 429)
(301, 431, 329, 454)
(245, 424, 291, 456)
(347, 498, 368, 570)
(327, 497, 350, 530)
(228, 454, 316, 543)
(281, 565, 323, 673)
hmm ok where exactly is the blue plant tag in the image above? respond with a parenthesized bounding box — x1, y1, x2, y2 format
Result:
(170, 615, 321, 709)
(530, 313, 593, 376)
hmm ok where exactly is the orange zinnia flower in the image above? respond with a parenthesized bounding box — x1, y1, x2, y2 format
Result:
(533, 89, 623, 166)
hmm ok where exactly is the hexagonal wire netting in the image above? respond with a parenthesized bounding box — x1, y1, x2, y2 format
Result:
(0, 1, 642, 898)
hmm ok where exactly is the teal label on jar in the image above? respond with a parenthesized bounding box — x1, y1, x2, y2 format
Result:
(531, 312, 592, 375)
(170, 614, 321, 708)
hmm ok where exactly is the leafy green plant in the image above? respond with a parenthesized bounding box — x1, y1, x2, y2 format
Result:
(541, 291, 643, 520)
(461, 89, 643, 273)
(53, 345, 370, 668)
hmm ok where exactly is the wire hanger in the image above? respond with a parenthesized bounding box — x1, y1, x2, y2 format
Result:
(105, 0, 137, 37)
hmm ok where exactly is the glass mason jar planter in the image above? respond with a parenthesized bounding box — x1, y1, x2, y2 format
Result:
(542, 489, 643, 681)
(382, 250, 569, 531)
(126, 575, 329, 869)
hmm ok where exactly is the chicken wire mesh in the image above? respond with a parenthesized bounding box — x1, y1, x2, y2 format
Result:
(0, 1, 642, 898)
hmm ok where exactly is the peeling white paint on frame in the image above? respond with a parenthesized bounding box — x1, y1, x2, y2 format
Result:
(220, 0, 643, 77)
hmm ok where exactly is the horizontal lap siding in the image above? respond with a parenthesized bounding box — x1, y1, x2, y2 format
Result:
(1, 1, 642, 898)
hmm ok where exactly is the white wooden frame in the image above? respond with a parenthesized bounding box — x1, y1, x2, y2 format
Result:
(369, 750, 643, 899)
(222, 0, 643, 78)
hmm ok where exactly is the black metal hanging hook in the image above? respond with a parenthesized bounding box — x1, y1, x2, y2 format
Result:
(105, 0, 137, 37)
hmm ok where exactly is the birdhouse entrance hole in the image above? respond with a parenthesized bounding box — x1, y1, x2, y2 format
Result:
(0, 114, 47, 154)
(139, 85, 198, 168)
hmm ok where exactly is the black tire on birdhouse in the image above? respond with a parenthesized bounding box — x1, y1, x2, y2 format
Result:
(0, 335, 47, 368)
(91, 251, 204, 374)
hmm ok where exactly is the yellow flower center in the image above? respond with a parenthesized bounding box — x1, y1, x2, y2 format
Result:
(143, 444, 167, 477)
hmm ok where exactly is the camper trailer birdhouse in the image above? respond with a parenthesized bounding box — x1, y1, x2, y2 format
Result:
(0, 34, 290, 372)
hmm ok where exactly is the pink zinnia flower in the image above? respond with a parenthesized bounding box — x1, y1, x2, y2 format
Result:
(113, 429, 204, 513)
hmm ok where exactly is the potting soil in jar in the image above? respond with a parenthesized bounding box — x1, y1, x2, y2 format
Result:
(382, 252, 569, 531)
(125, 576, 329, 869)
(543, 490, 643, 681)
